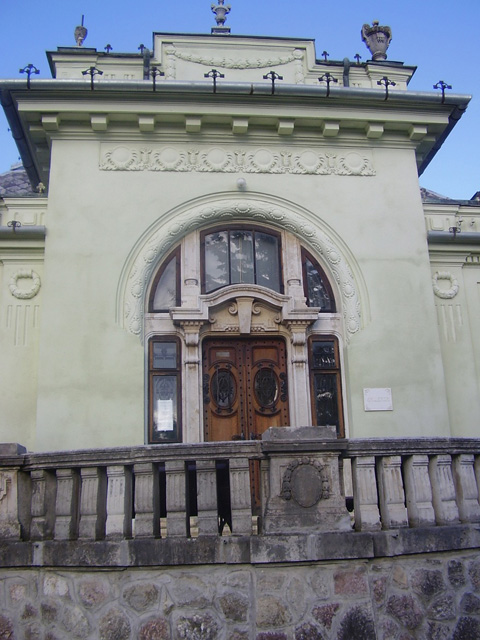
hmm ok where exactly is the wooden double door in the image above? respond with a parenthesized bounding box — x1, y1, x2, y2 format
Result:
(203, 337, 289, 442)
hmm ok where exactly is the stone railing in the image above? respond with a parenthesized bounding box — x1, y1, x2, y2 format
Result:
(1, 432, 480, 566)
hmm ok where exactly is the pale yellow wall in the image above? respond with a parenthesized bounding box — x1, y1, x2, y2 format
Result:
(29, 133, 454, 451)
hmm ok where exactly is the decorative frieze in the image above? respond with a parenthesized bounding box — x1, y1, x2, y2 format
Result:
(100, 145, 375, 176)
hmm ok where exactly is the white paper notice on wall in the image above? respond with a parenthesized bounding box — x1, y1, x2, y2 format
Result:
(363, 388, 393, 412)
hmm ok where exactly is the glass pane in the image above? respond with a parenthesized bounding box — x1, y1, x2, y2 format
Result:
(153, 342, 177, 369)
(153, 375, 177, 432)
(312, 341, 337, 369)
(205, 232, 229, 292)
(152, 257, 177, 311)
(254, 368, 278, 408)
(230, 230, 254, 285)
(314, 374, 339, 427)
(255, 232, 280, 291)
(211, 369, 236, 409)
(305, 257, 333, 311)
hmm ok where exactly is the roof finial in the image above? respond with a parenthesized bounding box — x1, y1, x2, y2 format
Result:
(361, 20, 392, 61)
(74, 15, 88, 47)
(211, 0, 231, 35)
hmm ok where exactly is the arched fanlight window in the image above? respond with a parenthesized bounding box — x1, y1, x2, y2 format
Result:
(148, 248, 181, 312)
(201, 227, 282, 294)
(301, 248, 336, 312)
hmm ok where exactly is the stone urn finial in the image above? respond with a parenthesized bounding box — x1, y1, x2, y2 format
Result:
(211, 0, 231, 33)
(361, 20, 392, 61)
(74, 15, 88, 47)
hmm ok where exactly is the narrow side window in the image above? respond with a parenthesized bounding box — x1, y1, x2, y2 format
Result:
(148, 337, 182, 443)
(309, 337, 344, 437)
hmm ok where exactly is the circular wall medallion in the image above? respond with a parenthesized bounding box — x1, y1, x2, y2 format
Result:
(205, 149, 228, 171)
(157, 147, 182, 170)
(432, 271, 459, 299)
(252, 150, 275, 172)
(297, 151, 321, 173)
(342, 152, 364, 174)
(8, 269, 41, 299)
(110, 146, 134, 168)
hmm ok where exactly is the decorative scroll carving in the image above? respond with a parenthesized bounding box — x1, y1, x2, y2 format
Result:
(432, 271, 459, 299)
(281, 458, 330, 507)
(100, 146, 375, 177)
(120, 198, 362, 341)
(8, 269, 41, 299)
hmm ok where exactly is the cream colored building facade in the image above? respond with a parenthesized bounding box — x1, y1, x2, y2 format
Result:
(0, 27, 479, 453)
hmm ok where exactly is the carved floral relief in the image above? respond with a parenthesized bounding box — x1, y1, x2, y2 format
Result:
(100, 146, 375, 176)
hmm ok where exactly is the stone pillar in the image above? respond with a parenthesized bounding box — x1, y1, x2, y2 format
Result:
(229, 457, 252, 536)
(429, 455, 460, 525)
(179, 321, 205, 443)
(105, 465, 133, 539)
(165, 460, 187, 537)
(403, 455, 435, 527)
(351, 456, 381, 531)
(0, 468, 22, 539)
(134, 462, 160, 538)
(30, 469, 56, 540)
(196, 459, 218, 536)
(284, 320, 312, 427)
(54, 468, 80, 540)
(79, 467, 107, 540)
(452, 454, 480, 523)
(376, 456, 408, 529)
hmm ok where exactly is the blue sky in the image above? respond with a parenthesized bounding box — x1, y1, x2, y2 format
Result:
(0, 0, 478, 198)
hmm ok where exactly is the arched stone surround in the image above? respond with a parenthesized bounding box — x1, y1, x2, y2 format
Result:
(116, 193, 367, 342)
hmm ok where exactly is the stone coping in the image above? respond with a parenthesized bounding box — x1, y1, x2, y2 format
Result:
(1, 525, 479, 569)
(1, 437, 480, 468)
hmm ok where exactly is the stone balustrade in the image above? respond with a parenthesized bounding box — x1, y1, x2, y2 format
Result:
(0, 437, 480, 556)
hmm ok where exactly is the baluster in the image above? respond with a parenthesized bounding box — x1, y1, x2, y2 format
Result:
(0, 468, 22, 539)
(376, 456, 408, 529)
(229, 457, 252, 535)
(403, 455, 435, 527)
(429, 455, 460, 525)
(351, 456, 381, 531)
(165, 460, 187, 537)
(133, 462, 160, 538)
(30, 469, 56, 540)
(105, 465, 133, 539)
(196, 459, 218, 536)
(79, 467, 107, 540)
(452, 454, 480, 523)
(54, 468, 80, 540)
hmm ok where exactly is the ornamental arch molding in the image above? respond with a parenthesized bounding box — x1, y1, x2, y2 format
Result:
(116, 195, 366, 341)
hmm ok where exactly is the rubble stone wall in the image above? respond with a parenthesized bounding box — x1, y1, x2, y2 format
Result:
(1, 550, 480, 639)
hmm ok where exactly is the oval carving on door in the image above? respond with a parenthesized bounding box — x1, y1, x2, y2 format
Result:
(254, 367, 278, 409)
(211, 369, 236, 411)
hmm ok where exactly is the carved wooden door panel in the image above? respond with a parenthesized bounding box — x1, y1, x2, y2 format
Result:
(203, 337, 289, 442)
